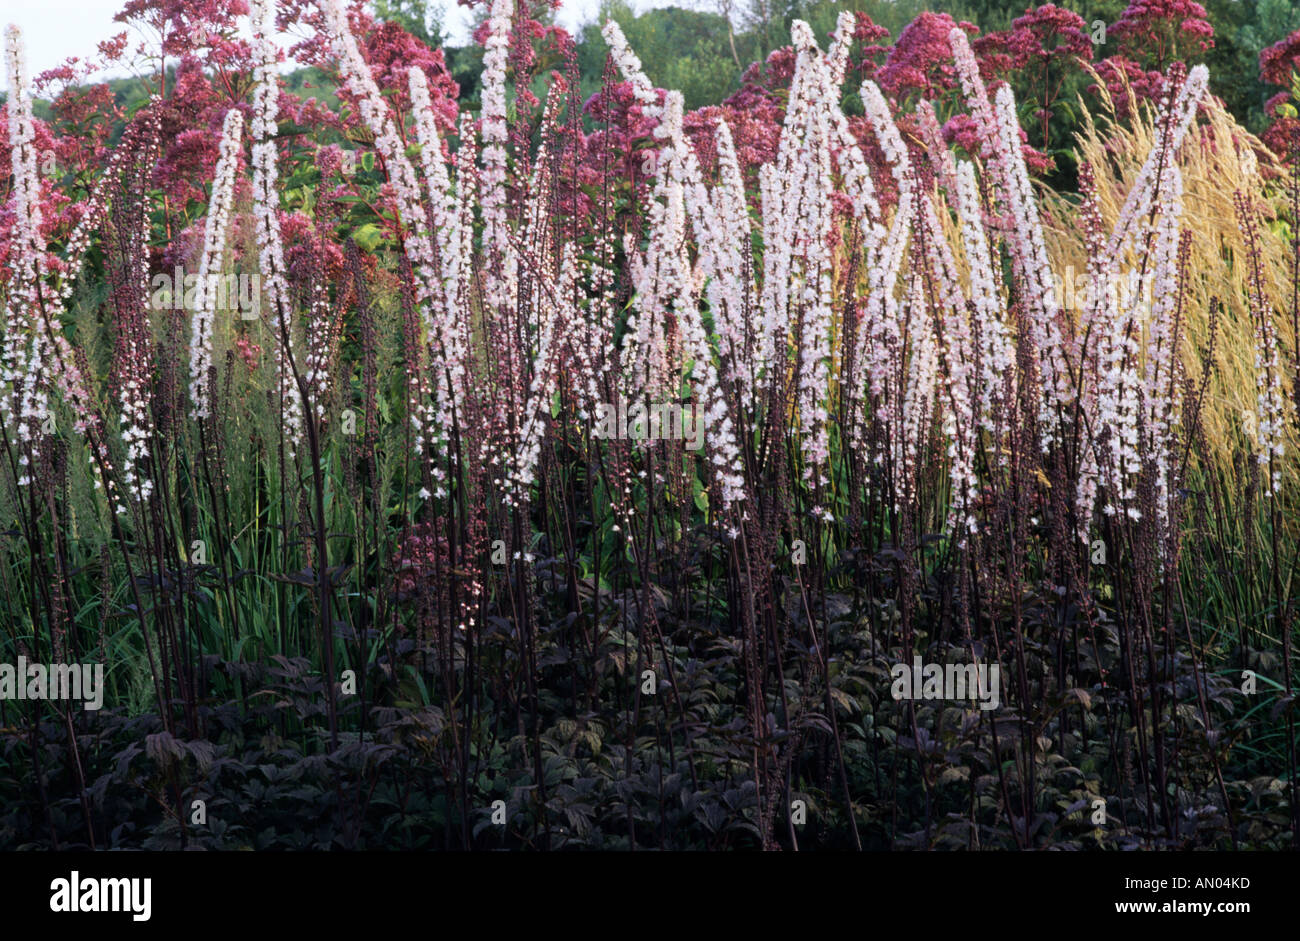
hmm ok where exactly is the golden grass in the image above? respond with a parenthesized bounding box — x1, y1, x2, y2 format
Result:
(1041, 77, 1298, 492)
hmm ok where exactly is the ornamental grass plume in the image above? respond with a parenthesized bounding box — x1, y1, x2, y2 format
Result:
(1046, 65, 1292, 494)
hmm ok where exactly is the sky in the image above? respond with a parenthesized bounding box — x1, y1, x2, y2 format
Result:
(2, 0, 671, 90)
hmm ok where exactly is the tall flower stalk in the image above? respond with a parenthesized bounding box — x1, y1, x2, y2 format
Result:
(250, 0, 304, 456)
(187, 108, 243, 421)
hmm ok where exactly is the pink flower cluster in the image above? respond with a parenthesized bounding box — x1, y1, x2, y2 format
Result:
(876, 11, 978, 100)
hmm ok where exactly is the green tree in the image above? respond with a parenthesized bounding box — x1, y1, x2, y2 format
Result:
(373, 0, 448, 46)
(578, 2, 748, 110)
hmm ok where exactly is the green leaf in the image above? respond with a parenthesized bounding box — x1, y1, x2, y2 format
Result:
(354, 223, 383, 253)
(693, 475, 708, 512)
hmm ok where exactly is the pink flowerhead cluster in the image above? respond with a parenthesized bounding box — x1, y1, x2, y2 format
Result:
(1261, 29, 1300, 87)
(876, 11, 978, 100)
(974, 4, 1092, 76)
(1259, 29, 1300, 155)
(1111, 0, 1214, 64)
